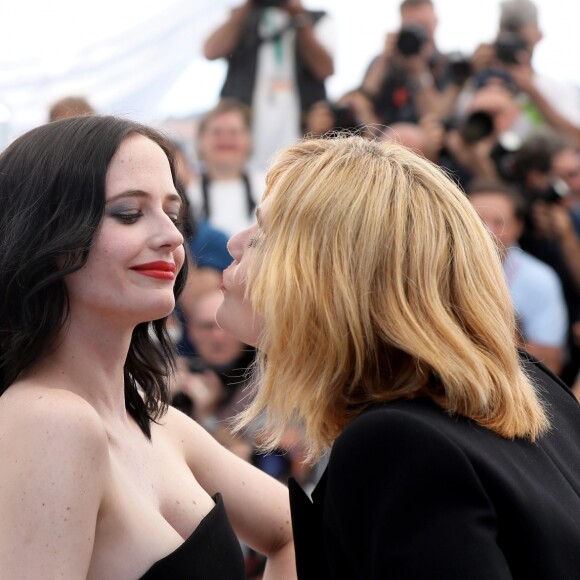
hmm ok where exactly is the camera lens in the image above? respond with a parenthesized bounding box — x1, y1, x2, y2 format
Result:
(459, 111, 494, 144)
(494, 33, 527, 64)
(396, 24, 427, 57)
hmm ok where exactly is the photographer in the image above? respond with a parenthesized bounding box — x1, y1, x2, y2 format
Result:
(459, 0, 580, 146)
(510, 131, 580, 289)
(303, 89, 381, 139)
(443, 79, 530, 185)
(508, 130, 580, 385)
(361, 0, 456, 126)
(203, 0, 334, 170)
(468, 181, 568, 376)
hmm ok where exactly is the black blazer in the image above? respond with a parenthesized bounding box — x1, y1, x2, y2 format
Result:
(290, 353, 580, 579)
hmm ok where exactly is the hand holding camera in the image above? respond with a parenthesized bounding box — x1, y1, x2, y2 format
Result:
(253, 0, 305, 15)
(391, 23, 436, 84)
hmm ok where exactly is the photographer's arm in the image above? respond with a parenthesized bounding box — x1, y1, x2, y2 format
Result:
(433, 83, 465, 120)
(407, 61, 441, 119)
(203, 1, 253, 60)
(509, 63, 580, 148)
(362, 33, 397, 97)
(444, 130, 500, 181)
(288, 1, 334, 81)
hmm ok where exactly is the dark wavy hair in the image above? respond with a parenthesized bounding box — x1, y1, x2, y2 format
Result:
(0, 115, 188, 437)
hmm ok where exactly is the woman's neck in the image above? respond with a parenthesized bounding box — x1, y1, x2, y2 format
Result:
(24, 317, 134, 425)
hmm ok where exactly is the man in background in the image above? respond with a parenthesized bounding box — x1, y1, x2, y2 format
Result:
(361, 0, 454, 126)
(203, 0, 334, 170)
(48, 95, 95, 122)
(462, 0, 580, 145)
(468, 180, 568, 375)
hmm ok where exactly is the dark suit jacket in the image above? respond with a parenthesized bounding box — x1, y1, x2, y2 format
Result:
(290, 353, 580, 579)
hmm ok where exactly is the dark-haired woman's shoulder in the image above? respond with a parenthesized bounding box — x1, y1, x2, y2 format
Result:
(0, 381, 110, 448)
(0, 383, 110, 578)
(0, 382, 110, 445)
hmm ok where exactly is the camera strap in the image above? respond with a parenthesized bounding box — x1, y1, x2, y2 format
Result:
(256, 11, 295, 46)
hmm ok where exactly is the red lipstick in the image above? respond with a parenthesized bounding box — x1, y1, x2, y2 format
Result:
(130, 261, 176, 280)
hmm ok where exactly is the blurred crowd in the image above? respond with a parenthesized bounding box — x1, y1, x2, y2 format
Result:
(41, 0, 580, 576)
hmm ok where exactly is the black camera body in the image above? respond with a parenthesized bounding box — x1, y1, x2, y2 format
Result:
(330, 104, 359, 132)
(531, 179, 570, 204)
(254, 0, 288, 7)
(396, 23, 428, 57)
(447, 51, 473, 86)
(495, 33, 528, 65)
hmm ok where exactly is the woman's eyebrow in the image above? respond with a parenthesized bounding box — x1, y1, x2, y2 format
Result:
(106, 190, 182, 207)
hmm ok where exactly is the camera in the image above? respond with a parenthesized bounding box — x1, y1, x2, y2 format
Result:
(447, 51, 473, 86)
(494, 33, 528, 65)
(442, 112, 521, 182)
(396, 23, 428, 57)
(458, 111, 494, 144)
(330, 104, 359, 133)
(253, 0, 288, 7)
(490, 132, 522, 182)
(531, 178, 570, 204)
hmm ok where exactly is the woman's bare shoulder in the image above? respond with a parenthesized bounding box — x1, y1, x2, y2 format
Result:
(0, 383, 109, 462)
(0, 384, 109, 577)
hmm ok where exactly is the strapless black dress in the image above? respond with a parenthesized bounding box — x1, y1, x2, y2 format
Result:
(139, 493, 245, 579)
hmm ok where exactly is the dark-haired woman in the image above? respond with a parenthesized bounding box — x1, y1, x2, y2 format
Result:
(0, 115, 295, 579)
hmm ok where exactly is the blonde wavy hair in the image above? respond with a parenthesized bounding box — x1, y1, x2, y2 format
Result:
(236, 136, 549, 461)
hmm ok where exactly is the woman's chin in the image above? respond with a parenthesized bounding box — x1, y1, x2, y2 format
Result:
(216, 307, 262, 350)
(136, 298, 177, 325)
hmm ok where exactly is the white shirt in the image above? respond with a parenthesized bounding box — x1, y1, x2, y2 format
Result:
(249, 8, 334, 171)
(503, 246, 568, 347)
(186, 170, 266, 237)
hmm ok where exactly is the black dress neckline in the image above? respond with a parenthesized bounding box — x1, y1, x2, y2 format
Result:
(139, 492, 245, 579)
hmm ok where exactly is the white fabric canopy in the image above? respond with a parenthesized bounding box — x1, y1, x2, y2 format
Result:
(0, 0, 229, 146)
(1, 0, 578, 151)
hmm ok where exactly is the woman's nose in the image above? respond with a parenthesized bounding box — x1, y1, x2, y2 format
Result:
(156, 214, 184, 251)
(226, 230, 246, 262)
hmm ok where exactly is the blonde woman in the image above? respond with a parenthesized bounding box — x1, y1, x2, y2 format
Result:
(217, 136, 580, 579)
